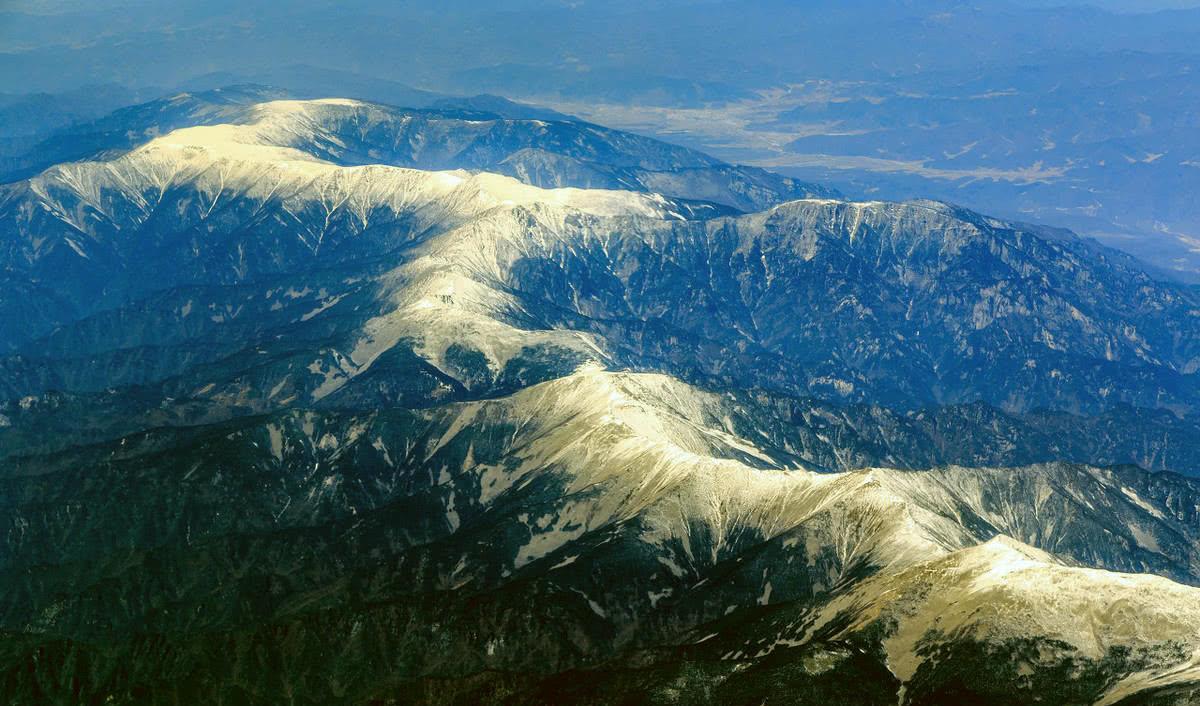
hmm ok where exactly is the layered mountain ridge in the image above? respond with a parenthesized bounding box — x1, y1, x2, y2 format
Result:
(6, 368, 1200, 704)
(2, 92, 1200, 704)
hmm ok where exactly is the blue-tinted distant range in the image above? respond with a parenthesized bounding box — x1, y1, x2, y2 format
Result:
(4, 0, 1200, 278)
(2, 2, 1200, 705)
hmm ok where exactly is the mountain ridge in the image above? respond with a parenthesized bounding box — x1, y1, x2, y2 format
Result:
(4, 367, 1200, 703)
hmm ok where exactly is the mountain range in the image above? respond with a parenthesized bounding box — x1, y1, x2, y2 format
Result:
(2, 89, 1200, 704)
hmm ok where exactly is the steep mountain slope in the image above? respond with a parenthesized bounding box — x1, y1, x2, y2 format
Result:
(2, 100, 1198, 419)
(0, 109, 688, 345)
(0, 94, 831, 347)
(4, 370, 1200, 704)
(390, 195, 1200, 414)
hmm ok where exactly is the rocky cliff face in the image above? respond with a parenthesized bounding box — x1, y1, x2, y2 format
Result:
(2, 94, 1200, 705)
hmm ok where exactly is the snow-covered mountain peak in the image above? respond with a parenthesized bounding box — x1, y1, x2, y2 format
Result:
(799, 531, 1200, 696)
(122, 104, 684, 220)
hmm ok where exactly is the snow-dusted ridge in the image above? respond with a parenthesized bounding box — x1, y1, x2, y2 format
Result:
(807, 535, 1200, 702)
(27, 98, 685, 238)
(157, 368, 1200, 700)
(421, 368, 1200, 700)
